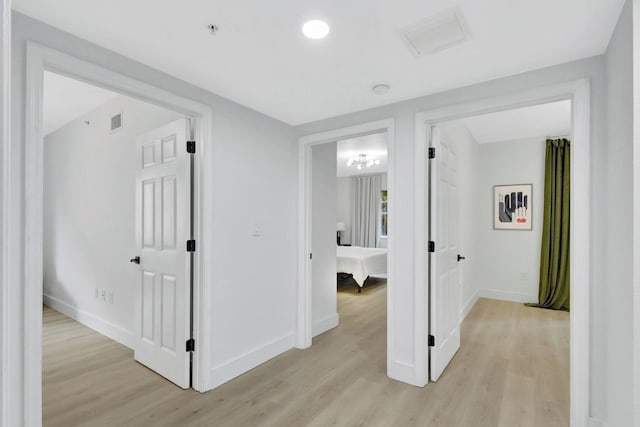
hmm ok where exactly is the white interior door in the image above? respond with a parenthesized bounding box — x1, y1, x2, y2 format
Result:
(429, 126, 461, 381)
(133, 118, 192, 388)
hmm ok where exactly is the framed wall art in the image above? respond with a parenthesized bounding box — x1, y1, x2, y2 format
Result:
(494, 184, 532, 230)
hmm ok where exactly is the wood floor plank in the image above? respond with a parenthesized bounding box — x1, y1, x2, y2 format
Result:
(43, 282, 569, 426)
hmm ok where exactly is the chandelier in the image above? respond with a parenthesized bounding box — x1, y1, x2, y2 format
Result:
(346, 154, 381, 170)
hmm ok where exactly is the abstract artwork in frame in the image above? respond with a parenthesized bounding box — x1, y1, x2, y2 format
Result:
(494, 184, 532, 230)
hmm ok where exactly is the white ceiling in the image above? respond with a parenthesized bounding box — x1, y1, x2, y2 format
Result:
(43, 71, 119, 135)
(457, 100, 571, 144)
(337, 132, 387, 177)
(16, 0, 625, 125)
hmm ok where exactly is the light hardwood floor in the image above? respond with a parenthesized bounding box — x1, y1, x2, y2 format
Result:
(43, 280, 569, 426)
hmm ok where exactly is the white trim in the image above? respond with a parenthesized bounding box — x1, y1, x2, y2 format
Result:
(19, 43, 216, 424)
(476, 289, 538, 304)
(209, 333, 295, 389)
(415, 79, 591, 426)
(633, 2, 640, 426)
(587, 417, 606, 427)
(312, 313, 339, 337)
(296, 119, 402, 382)
(43, 295, 136, 350)
(1, 1, 11, 426)
(460, 290, 479, 320)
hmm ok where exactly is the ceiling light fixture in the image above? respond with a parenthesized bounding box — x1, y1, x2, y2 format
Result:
(371, 83, 391, 95)
(346, 154, 381, 170)
(302, 20, 330, 39)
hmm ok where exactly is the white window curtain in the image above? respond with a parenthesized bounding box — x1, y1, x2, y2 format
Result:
(350, 175, 382, 248)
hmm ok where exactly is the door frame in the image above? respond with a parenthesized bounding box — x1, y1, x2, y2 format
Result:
(19, 43, 215, 423)
(415, 79, 590, 425)
(0, 0, 10, 425)
(633, 2, 640, 424)
(296, 119, 397, 368)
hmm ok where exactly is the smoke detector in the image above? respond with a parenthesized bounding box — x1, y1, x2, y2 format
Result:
(399, 7, 470, 57)
(371, 84, 390, 95)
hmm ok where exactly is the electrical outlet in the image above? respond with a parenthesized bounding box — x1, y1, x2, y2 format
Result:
(520, 272, 529, 281)
(101, 290, 106, 301)
(95, 288, 99, 298)
(109, 292, 114, 304)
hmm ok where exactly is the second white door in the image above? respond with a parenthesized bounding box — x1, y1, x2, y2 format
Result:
(429, 126, 462, 381)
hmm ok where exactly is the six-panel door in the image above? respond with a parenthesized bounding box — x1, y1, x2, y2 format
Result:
(429, 126, 462, 381)
(134, 118, 191, 388)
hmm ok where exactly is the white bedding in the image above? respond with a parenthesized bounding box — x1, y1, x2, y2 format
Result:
(337, 246, 387, 286)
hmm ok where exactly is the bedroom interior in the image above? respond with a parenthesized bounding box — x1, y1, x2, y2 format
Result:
(310, 130, 389, 339)
(429, 99, 572, 409)
(336, 132, 389, 294)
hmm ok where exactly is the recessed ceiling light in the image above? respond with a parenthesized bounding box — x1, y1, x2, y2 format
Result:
(371, 84, 391, 95)
(302, 20, 330, 40)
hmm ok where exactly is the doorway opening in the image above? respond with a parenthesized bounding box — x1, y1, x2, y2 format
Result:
(297, 119, 398, 379)
(309, 131, 389, 344)
(41, 70, 196, 420)
(22, 43, 215, 423)
(416, 79, 590, 425)
(426, 100, 571, 423)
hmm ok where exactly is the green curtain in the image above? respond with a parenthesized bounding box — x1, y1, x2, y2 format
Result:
(528, 138, 571, 311)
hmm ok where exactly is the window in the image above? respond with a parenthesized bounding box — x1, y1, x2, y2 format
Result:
(380, 190, 388, 237)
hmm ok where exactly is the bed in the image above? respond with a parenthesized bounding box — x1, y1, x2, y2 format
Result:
(337, 246, 387, 293)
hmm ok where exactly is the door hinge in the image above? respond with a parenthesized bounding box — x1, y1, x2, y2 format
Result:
(428, 241, 435, 252)
(187, 140, 196, 154)
(309, 253, 313, 260)
(428, 335, 435, 347)
(428, 147, 435, 159)
(186, 240, 196, 252)
(186, 338, 195, 352)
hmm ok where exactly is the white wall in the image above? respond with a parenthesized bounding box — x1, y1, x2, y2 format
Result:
(474, 138, 545, 303)
(9, 13, 297, 420)
(43, 94, 182, 343)
(440, 121, 546, 315)
(312, 142, 338, 336)
(604, 1, 634, 425)
(296, 54, 609, 419)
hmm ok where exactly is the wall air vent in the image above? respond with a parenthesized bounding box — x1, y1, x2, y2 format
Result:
(110, 113, 123, 133)
(399, 7, 470, 57)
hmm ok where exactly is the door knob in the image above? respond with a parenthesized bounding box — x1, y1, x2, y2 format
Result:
(130, 256, 140, 264)
(457, 254, 466, 262)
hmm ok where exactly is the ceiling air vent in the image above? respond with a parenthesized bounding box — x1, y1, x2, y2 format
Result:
(110, 113, 123, 133)
(399, 7, 470, 57)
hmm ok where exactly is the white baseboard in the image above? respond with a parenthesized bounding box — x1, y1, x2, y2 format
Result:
(477, 288, 537, 304)
(43, 294, 135, 349)
(587, 417, 605, 427)
(460, 290, 480, 320)
(459, 288, 537, 320)
(209, 333, 294, 389)
(312, 313, 339, 337)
